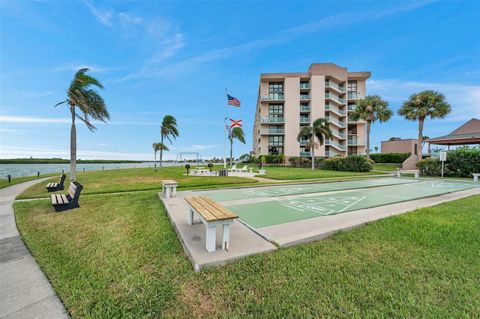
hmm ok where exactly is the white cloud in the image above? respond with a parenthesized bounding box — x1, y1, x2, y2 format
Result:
(84, 0, 113, 26)
(190, 144, 220, 151)
(49, 63, 112, 73)
(368, 79, 480, 122)
(0, 115, 69, 124)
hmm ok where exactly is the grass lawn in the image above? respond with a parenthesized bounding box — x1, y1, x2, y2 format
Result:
(16, 166, 257, 199)
(14, 192, 480, 318)
(373, 163, 401, 171)
(0, 173, 57, 189)
(261, 166, 384, 180)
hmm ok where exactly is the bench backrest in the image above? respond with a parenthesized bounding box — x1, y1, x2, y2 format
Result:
(185, 196, 238, 222)
(67, 182, 83, 199)
(59, 174, 66, 187)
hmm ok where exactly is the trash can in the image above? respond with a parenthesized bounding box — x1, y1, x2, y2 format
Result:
(219, 168, 228, 176)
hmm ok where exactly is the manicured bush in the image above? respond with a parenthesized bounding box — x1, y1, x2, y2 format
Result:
(370, 152, 410, 163)
(315, 157, 325, 169)
(320, 155, 373, 172)
(288, 156, 298, 167)
(416, 148, 480, 177)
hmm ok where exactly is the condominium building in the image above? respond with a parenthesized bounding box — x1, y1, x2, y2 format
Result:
(252, 63, 370, 160)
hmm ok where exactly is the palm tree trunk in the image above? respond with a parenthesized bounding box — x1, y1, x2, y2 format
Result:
(311, 146, 315, 170)
(154, 151, 157, 171)
(366, 121, 371, 159)
(159, 135, 164, 168)
(230, 138, 234, 167)
(70, 105, 77, 182)
(418, 118, 424, 161)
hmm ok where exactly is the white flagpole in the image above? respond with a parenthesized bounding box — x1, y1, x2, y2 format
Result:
(224, 88, 227, 169)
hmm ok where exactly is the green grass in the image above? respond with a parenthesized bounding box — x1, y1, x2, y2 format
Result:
(16, 166, 257, 199)
(261, 166, 384, 180)
(373, 163, 401, 171)
(0, 173, 57, 189)
(14, 192, 480, 318)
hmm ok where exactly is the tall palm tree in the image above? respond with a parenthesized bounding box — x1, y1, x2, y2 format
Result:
(229, 127, 246, 166)
(159, 115, 179, 167)
(55, 68, 109, 181)
(297, 118, 332, 170)
(152, 143, 165, 171)
(350, 95, 392, 159)
(398, 90, 451, 160)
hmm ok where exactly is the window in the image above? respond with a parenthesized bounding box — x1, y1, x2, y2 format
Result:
(268, 136, 283, 146)
(268, 82, 284, 93)
(269, 104, 283, 114)
(347, 80, 357, 92)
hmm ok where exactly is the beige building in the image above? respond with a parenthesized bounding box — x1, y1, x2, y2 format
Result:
(253, 63, 370, 160)
(381, 139, 419, 155)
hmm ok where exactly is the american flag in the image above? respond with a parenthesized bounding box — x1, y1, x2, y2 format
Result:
(229, 119, 242, 128)
(227, 94, 241, 107)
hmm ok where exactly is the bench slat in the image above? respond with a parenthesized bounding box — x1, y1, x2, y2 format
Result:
(194, 197, 231, 220)
(51, 194, 58, 205)
(186, 197, 219, 221)
(201, 197, 238, 219)
(185, 196, 238, 222)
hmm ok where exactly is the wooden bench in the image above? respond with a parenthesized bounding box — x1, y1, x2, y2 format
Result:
(396, 169, 420, 179)
(185, 196, 238, 252)
(46, 174, 66, 192)
(473, 173, 480, 182)
(51, 182, 83, 212)
(161, 180, 178, 198)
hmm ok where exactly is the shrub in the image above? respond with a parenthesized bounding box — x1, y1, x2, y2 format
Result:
(370, 152, 410, 163)
(288, 157, 298, 167)
(320, 155, 373, 172)
(416, 148, 480, 177)
(315, 157, 325, 169)
(416, 158, 441, 176)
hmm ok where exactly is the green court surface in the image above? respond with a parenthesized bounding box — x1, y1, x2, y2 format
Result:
(201, 177, 418, 202)
(216, 179, 479, 229)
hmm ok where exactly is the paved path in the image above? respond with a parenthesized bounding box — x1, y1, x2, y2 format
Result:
(0, 179, 68, 319)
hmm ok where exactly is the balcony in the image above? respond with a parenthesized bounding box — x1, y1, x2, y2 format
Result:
(261, 116, 285, 124)
(300, 105, 310, 112)
(348, 91, 360, 100)
(325, 139, 346, 151)
(325, 104, 346, 116)
(325, 93, 346, 104)
(300, 151, 311, 157)
(300, 117, 310, 124)
(325, 80, 346, 93)
(325, 150, 341, 157)
(299, 139, 308, 146)
(348, 104, 357, 111)
(326, 117, 346, 128)
(348, 138, 365, 146)
(261, 128, 284, 135)
(300, 94, 311, 100)
(300, 83, 310, 89)
(348, 116, 365, 123)
(331, 130, 346, 139)
(261, 93, 284, 102)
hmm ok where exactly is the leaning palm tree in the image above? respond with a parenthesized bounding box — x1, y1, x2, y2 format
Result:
(350, 95, 392, 160)
(398, 90, 451, 161)
(229, 127, 246, 166)
(152, 143, 160, 171)
(297, 118, 333, 170)
(159, 115, 179, 167)
(55, 68, 109, 181)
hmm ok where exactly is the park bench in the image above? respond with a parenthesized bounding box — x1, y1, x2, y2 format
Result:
(185, 196, 238, 252)
(46, 174, 66, 192)
(161, 180, 178, 198)
(473, 173, 480, 182)
(396, 169, 420, 179)
(51, 182, 83, 212)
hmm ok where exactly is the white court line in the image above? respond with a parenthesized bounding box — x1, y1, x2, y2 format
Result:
(338, 196, 367, 212)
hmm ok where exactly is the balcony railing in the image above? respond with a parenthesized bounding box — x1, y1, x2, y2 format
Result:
(268, 143, 284, 147)
(299, 140, 308, 146)
(331, 130, 346, 139)
(261, 116, 285, 124)
(261, 128, 284, 135)
(300, 105, 310, 112)
(325, 104, 346, 115)
(326, 139, 346, 151)
(348, 139, 365, 145)
(300, 117, 310, 124)
(300, 94, 311, 100)
(325, 150, 341, 157)
(300, 83, 310, 89)
(300, 151, 311, 157)
(261, 94, 284, 101)
(348, 91, 359, 100)
(348, 104, 356, 111)
(325, 80, 346, 93)
(326, 117, 346, 128)
(325, 93, 346, 104)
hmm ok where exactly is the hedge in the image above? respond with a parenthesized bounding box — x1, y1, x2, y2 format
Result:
(370, 152, 410, 163)
(416, 148, 480, 177)
(320, 155, 374, 172)
(288, 157, 312, 168)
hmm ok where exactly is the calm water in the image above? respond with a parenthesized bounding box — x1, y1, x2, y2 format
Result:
(0, 162, 184, 178)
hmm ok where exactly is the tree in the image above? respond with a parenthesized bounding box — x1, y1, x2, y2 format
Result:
(153, 142, 169, 171)
(398, 90, 451, 160)
(228, 127, 246, 166)
(159, 115, 179, 167)
(350, 95, 392, 159)
(374, 146, 379, 153)
(422, 136, 430, 155)
(152, 143, 159, 170)
(55, 68, 109, 181)
(297, 118, 332, 170)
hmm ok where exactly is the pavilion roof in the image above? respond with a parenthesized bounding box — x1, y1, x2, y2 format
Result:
(428, 118, 480, 145)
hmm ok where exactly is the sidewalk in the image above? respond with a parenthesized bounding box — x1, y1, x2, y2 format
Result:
(0, 178, 68, 319)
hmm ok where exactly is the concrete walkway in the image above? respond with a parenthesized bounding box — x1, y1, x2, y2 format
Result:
(0, 179, 68, 319)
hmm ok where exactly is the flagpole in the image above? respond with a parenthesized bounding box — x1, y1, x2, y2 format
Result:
(224, 88, 227, 169)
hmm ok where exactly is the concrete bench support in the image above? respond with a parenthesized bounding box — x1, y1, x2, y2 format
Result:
(396, 169, 419, 179)
(162, 180, 178, 198)
(473, 173, 480, 182)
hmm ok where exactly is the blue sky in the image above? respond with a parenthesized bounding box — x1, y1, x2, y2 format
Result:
(1, 0, 479, 160)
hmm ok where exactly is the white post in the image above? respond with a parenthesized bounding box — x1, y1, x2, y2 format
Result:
(223, 88, 228, 169)
(222, 224, 231, 250)
(165, 186, 170, 198)
(188, 208, 194, 225)
(205, 225, 217, 252)
(172, 185, 176, 197)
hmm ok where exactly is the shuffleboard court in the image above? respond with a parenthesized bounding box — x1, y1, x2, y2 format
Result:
(223, 179, 479, 229)
(200, 177, 419, 202)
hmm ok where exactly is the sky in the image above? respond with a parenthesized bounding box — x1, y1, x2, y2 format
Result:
(0, 0, 479, 160)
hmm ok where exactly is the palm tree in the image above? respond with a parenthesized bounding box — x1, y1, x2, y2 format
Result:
(297, 118, 332, 170)
(55, 68, 109, 181)
(350, 95, 392, 160)
(398, 90, 451, 160)
(159, 115, 179, 167)
(228, 127, 246, 166)
(152, 143, 168, 171)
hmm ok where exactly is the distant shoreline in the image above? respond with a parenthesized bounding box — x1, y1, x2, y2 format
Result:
(0, 158, 146, 164)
